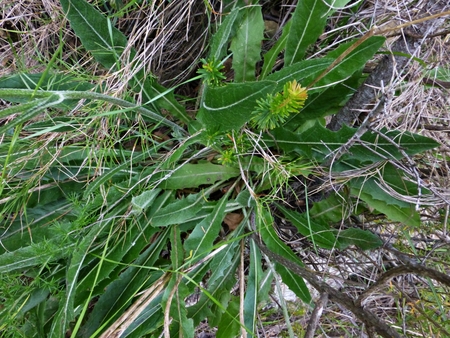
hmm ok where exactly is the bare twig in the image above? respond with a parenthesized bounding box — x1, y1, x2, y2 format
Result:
(304, 293, 328, 338)
(252, 233, 403, 338)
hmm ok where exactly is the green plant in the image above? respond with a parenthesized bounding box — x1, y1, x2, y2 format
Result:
(0, 0, 447, 337)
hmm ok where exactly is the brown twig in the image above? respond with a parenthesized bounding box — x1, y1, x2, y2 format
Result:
(304, 293, 328, 338)
(252, 233, 403, 338)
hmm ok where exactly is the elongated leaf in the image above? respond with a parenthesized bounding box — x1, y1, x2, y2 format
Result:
(336, 228, 383, 250)
(285, 0, 352, 66)
(188, 226, 243, 325)
(138, 78, 191, 124)
(0, 240, 76, 273)
(150, 193, 204, 227)
(78, 229, 169, 338)
(351, 182, 420, 227)
(275, 264, 311, 303)
(285, 0, 330, 65)
(243, 239, 262, 335)
(311, 36, 385, 90)
(160, 163, 240, 190)
(260, 21, 291, 79)
(216, 296, 241, 338)
(59, 0, 127, 69)
(277, 205, 337, 250)
(257, 207, 311, 302)
(269, 122, 439, 163)
(0, 73, 93, 104)
(164, 278, 194, 338)
(162, 227, 194, 338)
(184, 195, 228, 261)
(0, 94, 62, 136)
(209, 7, 240, 60)
(230, 5, 264, 82)
(131, 188, 162, 214)
(310, 193, 347, 223)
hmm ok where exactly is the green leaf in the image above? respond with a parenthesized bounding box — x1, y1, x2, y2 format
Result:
(216, 296, 241, 338)
(336, 228, 383, 250)
(188, 227, 243, 325)
(274, 264, 311, 304)
(310, 193, 346, 223)
(311, 36, 385, 90)
(138, 77, 191, 125)
(78, 230, 169, 338)
(243, 239, 262, 335)
(209, 7, 240, 61)
(163, 227, 194, 338)
(0, 240, 76, 273)
(131, 188, 162, 215)
(351, 181, 420, 227)
(160, 163, 240, 190)
(0, 94, 62, 136)
(230, 5, 264, 82)
(197, 80, 276, 131)
(257, 207, 311, 303)
(163, 279, 194, 338)
(0, 72, 93, 104)
(59, 0, 127, 70)
(184, 195, 228, 261)
(285, 0, 332, 65)
(260, 21, 291, 79)
(277, 205, 337, 250)
(150, 193, 204, 227)
(269, 122, 439, 164)
(265, 58, 333, 86)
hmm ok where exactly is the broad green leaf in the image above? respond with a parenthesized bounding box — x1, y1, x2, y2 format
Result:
(269, 122, 439, 163)
(209, 7, 240, 60)
(188, 227, 243, 325)
(160, 163, 240, 190)
(131, 188, 162, 214)
(198, 59, 333, 132)
(274, 264, 311, 304)
(277, 205, 337, 250)
(150, 193, 204, 227)
(216, 296, 241, 338)
(243, 239, 262, 334)
(230, 5, 264, 82)
(184, 195, 228, 261)
(336, 228, 383, 250)
(285, 77, 359, 130)
(60, 0, 190, 124)
(310, 193, 347, 223)
(311, 36, 385, 90)
(257, 206, 311, 303)
(197, 80, 276, 131)
(351, 183, 420, 227)
(257, 206, 304, 269)
(265, 58, 333, 87)
(285, 0, 331, 65)
(59, 0, 127, 70)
